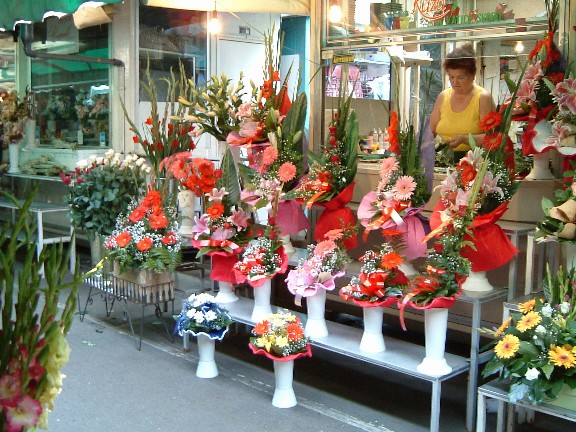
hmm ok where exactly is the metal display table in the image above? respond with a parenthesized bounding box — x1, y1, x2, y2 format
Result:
(205, 297, 469, 432)
(0, 196, 75, 277)
(477, 380, 576, 432)
(80, 271, 175, 350)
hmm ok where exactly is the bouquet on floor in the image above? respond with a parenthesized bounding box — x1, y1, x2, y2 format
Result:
(536, 160, 576, 242)
(481, 265, 576, 405)
(340, 231, 409, 308)
(174, 293, 233, 340)
(233, 225, 288, 288)
(357, 121, 430, 258)
(286, 227, 354, 305)
(288, 87, 359, 248)
(105, 188, 182, 273)
(249, 310, 312, 360)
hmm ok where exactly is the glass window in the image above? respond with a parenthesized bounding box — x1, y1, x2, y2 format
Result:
(138, 6, 207, 102)
(30, 15, 110, 147)
(0, 32, 16, 90)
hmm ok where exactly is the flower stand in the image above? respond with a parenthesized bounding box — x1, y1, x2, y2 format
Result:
(417, 308, 452, 377)
(215, 281, 239, 303)
(195, 333, 219, 378)
(461, 270, 494, 292)
(305, 289, 328, 339)
(525, 151, 555, 180)
(8, 143, 20, 174)
(360, 307, 386, 352)
(251, 279, 273, 322)
(272, 359, 297, 408)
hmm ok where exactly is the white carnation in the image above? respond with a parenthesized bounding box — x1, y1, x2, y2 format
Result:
(525, 368, 540, 381)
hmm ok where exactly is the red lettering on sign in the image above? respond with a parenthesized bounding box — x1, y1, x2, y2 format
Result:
(413, 0, 449, 21)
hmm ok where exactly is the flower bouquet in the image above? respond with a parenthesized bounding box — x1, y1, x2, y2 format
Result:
(288, 86, 359, 249)
(233, 225, 288, 322)
(249, 310, 312, 408)
(546, 76, 576, 149)
(0, 88, 31, 144)
(188, 149, 252, 300)
(481, 265, 576, 405)
(357, 124, 431, 263)
(512, 0, 567, 160)
(105, 188, 182, 294)
(60, 150, 150, 240)
(123, 63, 198, 177)
(286, 228, 353, 338)
(174, 293, 232, 340)
(173, 292, 233, 378)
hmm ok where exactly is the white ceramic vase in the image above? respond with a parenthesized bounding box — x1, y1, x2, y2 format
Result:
(177, 189, 196, 236)
(417, 308, 452, 377)
(8, 143, 20, 174)
(251, 279, 273, 323)
(305, 289, 328, 339)
(564, 242, 576, 271)
(272, 359, 297, 408)
(196, 333, 218, 378)
(215, 281, 239, 303)
(461, 270, 494, 292)
(280, 234, 296, 255)
(525, 151, 554, 180)
(360, 307, 386, 352)
(25, 119, 36, 148)
(398, 260, 417, 276)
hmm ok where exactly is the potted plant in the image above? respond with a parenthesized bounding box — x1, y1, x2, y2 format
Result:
(249, 310, 312, 408)
(174, 293, 233, 378)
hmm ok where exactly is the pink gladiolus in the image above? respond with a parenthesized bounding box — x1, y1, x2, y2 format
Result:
(5, 395, 42, 432)
(0, 374, 21, 406)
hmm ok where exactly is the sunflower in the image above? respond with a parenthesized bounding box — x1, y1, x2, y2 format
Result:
(494, 334, 520, 359)
(549, 345, 576, 369)
(516, 311, 542, 333)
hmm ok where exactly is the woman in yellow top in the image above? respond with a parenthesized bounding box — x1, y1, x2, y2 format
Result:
(430, 43, 494, 161)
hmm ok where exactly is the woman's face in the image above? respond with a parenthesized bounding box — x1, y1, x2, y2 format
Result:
(446, 68, 475, 94)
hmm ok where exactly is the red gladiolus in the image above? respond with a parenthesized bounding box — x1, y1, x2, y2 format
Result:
(132, 136, 139, 144)
(137, 237, 153, 251)
(145, 117, 153, 125)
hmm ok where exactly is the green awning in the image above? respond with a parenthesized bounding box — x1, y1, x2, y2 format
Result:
(0, 0, 123, 31)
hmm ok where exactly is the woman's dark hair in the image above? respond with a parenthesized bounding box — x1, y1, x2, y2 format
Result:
(443, 43, 477, 76)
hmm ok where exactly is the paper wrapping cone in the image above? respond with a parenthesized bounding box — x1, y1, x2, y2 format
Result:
(550, 200, 576, 223)
(557, 223, 576, 240)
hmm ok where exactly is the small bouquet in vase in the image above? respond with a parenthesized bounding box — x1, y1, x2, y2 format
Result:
(174, 293, 233, 340)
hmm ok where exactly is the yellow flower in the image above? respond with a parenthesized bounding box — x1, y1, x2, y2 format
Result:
(276, 336, 289, 348)
(495, 317, 512, 337)
(518, 298, 536, 313)
(549, 344, 576, 369)
(494, 334, 520, 359)
(516, 311, 542, 333)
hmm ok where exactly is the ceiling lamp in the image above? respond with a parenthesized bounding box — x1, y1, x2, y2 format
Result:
(207, 1, 221, 34)
(514, 41, 524, 53)
(328, 0, 343, 23)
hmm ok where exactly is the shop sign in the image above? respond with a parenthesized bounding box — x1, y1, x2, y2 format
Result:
(333, 54, 355, 64)
(412, 1, 503, 25)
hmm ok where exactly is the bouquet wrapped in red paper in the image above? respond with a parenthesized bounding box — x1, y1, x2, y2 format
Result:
(288, 86, 359, 249)
(340, 231, 409, 308)
(189, 149, 252, 283)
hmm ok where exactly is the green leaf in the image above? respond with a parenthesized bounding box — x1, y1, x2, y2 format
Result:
(218, 148, 241, 206)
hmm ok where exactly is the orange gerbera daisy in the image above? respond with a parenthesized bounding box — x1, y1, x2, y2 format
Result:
(494, 334, 520, 359)
(549, 345, 576, 369)
(516, 311, 542, 333)
(149, 210, 168, 230)
(136, 237, 153, 252)
(494, 317, 512, 337)
(381, 251, 403, 270)
(206, 203, 225, 220)
(286, 323, 304, 342)
(253, 321, 270, 336)
(482, 132, 504, 151)
(116, 232, 131, 247)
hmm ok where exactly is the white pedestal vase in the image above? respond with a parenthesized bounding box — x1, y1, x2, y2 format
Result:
(564, 242, 576, 271)
(195, 334, 218, 378)
(399, 260, 417, 277)
(251, 279, 273, 322)
(272, 359, 297, 408)
(8, 143, 20, 174)
(417, 308, 452, 377)
(305, 289, 328, 339)
(215, 281, 239, 303)
(24, 119, 36, 149)
(461, 270, 494, 292)
(525, 152, 554, 180)
(280, 234, 296, 255)
(360, 307, 386, 352)
(178, 189, 196, 236)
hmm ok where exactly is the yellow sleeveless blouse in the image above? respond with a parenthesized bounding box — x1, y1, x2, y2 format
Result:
(436, 85, 482, 152)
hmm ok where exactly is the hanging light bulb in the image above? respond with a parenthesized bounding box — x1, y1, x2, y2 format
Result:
(514, 41, 524, 53)
(328, 0, 343, 23)
(208, 1, 221, 34)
